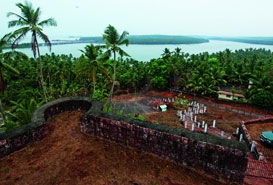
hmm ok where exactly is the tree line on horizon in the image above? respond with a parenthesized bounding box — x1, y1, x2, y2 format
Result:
(79, 35, 209, 45)
(1, 1, 273, 131)
(209, 36, 273, 45)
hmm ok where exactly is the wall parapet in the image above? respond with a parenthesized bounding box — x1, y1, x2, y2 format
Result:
(0, 97, 248, 184)
(239, 117, 273, 161)
(81, 111, 249, 184)
(0, 96, 100, 158)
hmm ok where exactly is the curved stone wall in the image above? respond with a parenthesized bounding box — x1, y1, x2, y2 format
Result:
(0, 96, 100, 158)
(0, 96, 248, 184)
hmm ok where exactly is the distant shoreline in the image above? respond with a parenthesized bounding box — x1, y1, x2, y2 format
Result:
(207, 36, 273, 45)
(3, 35, 209, 49)
(3, 40, 273, 61)
(3, 35, 273, 49)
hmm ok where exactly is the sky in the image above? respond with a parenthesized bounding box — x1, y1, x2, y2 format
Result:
(1, 0, 273, 39)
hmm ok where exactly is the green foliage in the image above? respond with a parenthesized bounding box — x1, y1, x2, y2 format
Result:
(173, 93, 188, 109)
(148, 58, 169, 90)
(102, 103, 113, 113)
(117, 58, 147, 91)
(6, 1, 57, 102)
(246, 84, 273, 107)
(0, 2, 270, 134)
(102, 102, 124, 115)
(8, 98, 44, 124)
(102, 24, 130, 101)
(92, 89, 109, 103)
(186, 57, 226, 97)
(74, 44, 110, 97)
(1, 12, 273, 131)
(148, 59, 168, 77)
(150, 76, 168, 90)
(6, 1, 57, 54)
(1, 119, 19, 131)
(1, 46, 273, 130)
(133, 113, 145, 121)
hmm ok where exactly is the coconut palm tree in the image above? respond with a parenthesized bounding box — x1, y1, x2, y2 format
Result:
(74, 44, 110, 97)
(173, 47, 181, 57)
(0, 33, 29, 60)
(7, 1, 57, 102)
(162, 48, 171, 60)
(246, 68, 273, 107)
(102, 25, 130, 102)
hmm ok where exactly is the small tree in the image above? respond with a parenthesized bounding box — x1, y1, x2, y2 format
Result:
(75, 44, 110, 97)
(173, 93, 188, 109)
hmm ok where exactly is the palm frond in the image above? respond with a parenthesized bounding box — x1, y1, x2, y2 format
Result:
(17, 2, 34, 23)
(118, 31, 129, 46)
(33, 7, 41, 24)
(7, 12, 28, 27)
(117, 48, 130, 57)
(0, 33, 12, 52)
(103, 24, 119, 45)
(1, 62, 20, 75)
(37, 31, 52, 50)
(7, 19, 26, 28)
(2, 50, 28, 60)
(97, 51, 110, 61)
(10, 27, 29, 49)
(38, 18, 57, 27)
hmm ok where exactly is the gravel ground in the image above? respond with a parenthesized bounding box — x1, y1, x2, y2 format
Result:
(112, 97, 155, 115)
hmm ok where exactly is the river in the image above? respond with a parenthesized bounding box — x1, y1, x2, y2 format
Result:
(6, 40, 273, 61)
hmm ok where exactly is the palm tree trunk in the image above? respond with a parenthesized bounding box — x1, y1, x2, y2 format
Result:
(109, 51, 116, 102)
(0, 99, 6, 122)
(92, 72, 96, 98)
(35, 39, 48, 102)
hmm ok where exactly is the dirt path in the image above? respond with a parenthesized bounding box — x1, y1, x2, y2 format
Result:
(0, 110, 225, 185)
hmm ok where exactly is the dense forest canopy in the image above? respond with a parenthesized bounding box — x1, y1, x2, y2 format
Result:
(1, 44, 273, 130)
(1, 1, 273, 131)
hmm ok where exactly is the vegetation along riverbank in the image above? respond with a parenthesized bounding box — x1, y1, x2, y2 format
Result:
(1, 1, 273, 184)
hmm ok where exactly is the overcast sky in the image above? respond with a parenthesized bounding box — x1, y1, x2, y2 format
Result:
(1, 0, 273, 39)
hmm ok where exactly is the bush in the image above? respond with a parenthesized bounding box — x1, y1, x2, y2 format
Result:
(1, 120, 19, 131)
(150, 76, 168, 90)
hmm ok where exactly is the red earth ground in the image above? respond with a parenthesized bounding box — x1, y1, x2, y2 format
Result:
(0, 91, 272, 185)
(246, 123, 273, 162)
(0, 111, 225, 185)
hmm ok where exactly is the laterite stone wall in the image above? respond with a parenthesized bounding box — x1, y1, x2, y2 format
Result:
(239, 117, 273, 160)
(0, 96, 96, 158)
(81, 113, 248, 184)
(0, 97, 248, 184)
